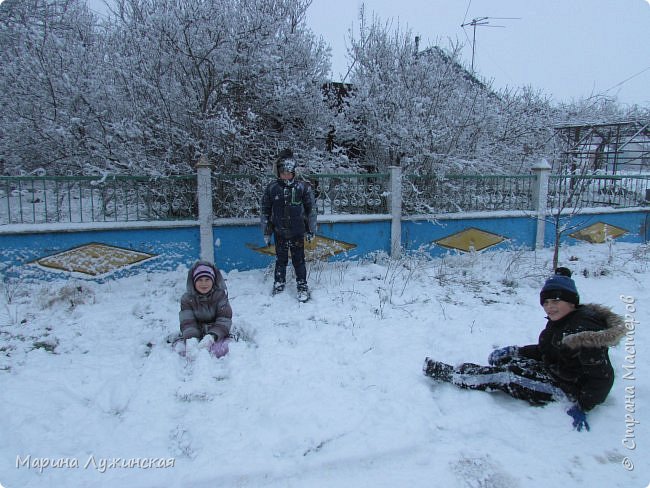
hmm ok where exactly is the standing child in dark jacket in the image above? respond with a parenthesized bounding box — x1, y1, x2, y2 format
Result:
(179, 261, 233, 357)
(423, 267, 625, 431)
(261, 148, 317, 301)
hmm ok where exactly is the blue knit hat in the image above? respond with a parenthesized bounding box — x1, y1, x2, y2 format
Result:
(540, 267, 579, 305)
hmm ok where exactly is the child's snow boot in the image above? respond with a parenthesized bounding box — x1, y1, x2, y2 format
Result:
(423, 358, 453, 382)
(272, 282, 285, 295)
(296, 281, 310, 302)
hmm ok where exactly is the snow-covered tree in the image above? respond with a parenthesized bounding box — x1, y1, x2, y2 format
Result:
(0, 0, 106, 175)
(340, 8, 564, 176)
(96, 0, 337, 175)
(0, 0, 343, 176)
(1, 0, 645, 181)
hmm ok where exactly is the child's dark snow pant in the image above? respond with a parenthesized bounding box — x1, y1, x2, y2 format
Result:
(424, 357, 567, 406)
(273, 234, 306, 286)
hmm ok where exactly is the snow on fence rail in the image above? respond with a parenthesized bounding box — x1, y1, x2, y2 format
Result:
(0, 173, 393, 224)
(0, 175, 197, 224)
(311, 173, 389, 215)
(548, 174, 650, 209)
(1, 172, 648, 225)
(210, 173, 390, 218)
(402, 174, 536, 214)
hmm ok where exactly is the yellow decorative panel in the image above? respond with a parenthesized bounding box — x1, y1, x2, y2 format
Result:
(251, 235, 356, 261)
(570, 222, 627, 244)
(435, 227, 505, 252)
(33, 243, 156, 276)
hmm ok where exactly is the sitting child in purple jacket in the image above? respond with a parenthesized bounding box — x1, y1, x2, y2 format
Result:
(178, 261, 233, 357)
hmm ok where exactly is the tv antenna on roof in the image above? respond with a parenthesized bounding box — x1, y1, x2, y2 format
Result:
(461, 16, 520, 72)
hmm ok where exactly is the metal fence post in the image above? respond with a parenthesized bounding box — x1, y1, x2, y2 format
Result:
(389, 165, 402, 258)
(532, 159, 552, 250)
(196, 156, 215, 263)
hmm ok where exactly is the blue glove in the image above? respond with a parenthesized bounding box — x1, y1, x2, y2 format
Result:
(567, 404, 590, 432)
(305, 232, 314, 242)
(488, 345, 519, 365)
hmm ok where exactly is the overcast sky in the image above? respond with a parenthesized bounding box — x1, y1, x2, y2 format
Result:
(69, 0, 650, 107)
(305, 0, 650, 107)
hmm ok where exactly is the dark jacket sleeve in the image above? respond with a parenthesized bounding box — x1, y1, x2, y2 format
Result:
(518, 343, 542, 361)
(303, 182, 317, 234)
(571, 348, 615, 411)
(260, 183, 272, 234)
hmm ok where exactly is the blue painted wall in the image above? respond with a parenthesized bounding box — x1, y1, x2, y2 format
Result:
(212, 220, 391, 272)
(544, 210, 650, 245)
(214, 225, 273, 272)
(0, 226, 199, 282)
(318, 220, 391, 260)
(1, 209, 647, 282)
(403, 215, 537, 256)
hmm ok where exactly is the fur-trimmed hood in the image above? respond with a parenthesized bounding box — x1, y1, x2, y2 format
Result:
(561, 303, 626, 349)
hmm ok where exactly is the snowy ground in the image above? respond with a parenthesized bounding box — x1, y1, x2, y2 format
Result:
(1, 241, 648, 488)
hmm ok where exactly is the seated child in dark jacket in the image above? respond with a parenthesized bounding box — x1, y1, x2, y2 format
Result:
(423, 267, 625, 431)
(179, 261, 233, 357)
